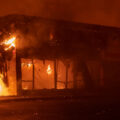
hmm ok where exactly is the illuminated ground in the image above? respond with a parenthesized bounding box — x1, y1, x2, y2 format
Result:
(0, 96, 120, 120)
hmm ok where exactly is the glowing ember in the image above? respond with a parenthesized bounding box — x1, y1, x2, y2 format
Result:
(47, 64, 52, 75)
(0, 74, 9, 96)
(2, 36, 16, 51)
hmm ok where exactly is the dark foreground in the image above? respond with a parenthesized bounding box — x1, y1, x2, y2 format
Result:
(0, 96, 120, 120)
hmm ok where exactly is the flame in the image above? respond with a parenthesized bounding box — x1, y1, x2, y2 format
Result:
(0, 74, 9, 96)
(47, 64, 52, 75)
(2, 37, 16, 51)
(27, 63, 32, 68)
(23, 86, 28, 90)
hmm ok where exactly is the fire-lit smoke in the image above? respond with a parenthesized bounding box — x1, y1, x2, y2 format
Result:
(0, 74, 9, 96)
(14, 21, 50, 49)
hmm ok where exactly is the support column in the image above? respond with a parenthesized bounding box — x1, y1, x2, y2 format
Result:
(100, 63, 104, 87)
(73, 60, 77, 89)
(65, 65, 68, 89)
(16, 50, 22, 95)
(32, 59, 35, 89)
(4, 61, 8, 86)
(54, 59, 57, 89)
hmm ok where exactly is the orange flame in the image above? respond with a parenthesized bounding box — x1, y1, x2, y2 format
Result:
(47, 64, 52, 75)
(22, 63, 32, 68)
(0, 74, 9, 96)
(2, 37, 16, 51)
(27, 63, 32, 68)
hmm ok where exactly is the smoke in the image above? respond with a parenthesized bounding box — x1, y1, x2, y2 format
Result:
(15, 21, 50, 49)
(0, 0, 120, 27)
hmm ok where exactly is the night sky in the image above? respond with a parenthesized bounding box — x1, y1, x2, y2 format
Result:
(0, 0, 120, 27)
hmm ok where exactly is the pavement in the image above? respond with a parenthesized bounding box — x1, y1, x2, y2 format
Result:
(0, 89, 120, 102)
(0, 88, 120, 103)
(0, 90, 120, 120)
(0, 94, 120, 120)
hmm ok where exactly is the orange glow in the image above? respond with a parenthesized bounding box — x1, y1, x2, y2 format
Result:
(22, 63, 32, 68)
(49, 33, 54, 40)
(0, 74, 9, 96)
(47, 64, 52, 75)
(23, 86, 28, 90)
(27, 63, 32, 68)
(2, 36, 16, 51)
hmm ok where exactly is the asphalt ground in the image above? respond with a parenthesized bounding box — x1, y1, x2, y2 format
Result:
(0, 96, 119, 120)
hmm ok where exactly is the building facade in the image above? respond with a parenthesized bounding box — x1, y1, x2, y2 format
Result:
(0, 15, 120, 96)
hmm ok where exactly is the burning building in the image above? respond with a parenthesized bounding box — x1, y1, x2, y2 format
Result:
(0, 15, 120, 96)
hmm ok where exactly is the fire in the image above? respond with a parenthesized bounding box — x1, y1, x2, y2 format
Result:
(22, 63, 32, 68)
(27, 63, 32, 68)
(47, 64, 52, 75)
(2, 36, 16, 51)
(0, 74, 9, 96)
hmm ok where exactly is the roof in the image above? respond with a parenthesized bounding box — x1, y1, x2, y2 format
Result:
(0, 14, 120, 60)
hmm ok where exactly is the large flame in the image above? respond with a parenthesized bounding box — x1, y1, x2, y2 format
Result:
(0, 74, 9, 96)
(47, 64, 52, 75)
(2, 36, 16, 51)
